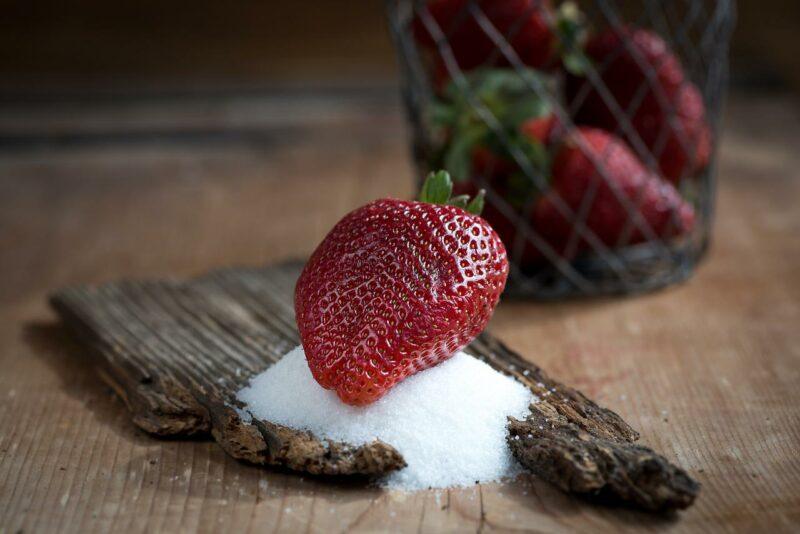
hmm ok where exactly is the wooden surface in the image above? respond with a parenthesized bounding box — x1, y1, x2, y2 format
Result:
(50, 262, 697, 511)
(1, 91, 799, 532)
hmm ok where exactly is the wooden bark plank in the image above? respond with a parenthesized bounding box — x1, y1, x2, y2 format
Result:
(50, 275, 405, 476)
(50, 261, 698, 512)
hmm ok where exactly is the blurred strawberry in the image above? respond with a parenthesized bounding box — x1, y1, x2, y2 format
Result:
(632, 83, 711, 183)
(568, 27, 684, 124)
(532, 127, 695, 257)
(566, 26, 711, 183)
(520, 113, 563, 145)
(467, 114, 559, 180)
(414, 0, 558, 72)
(471, 144, 518, 179)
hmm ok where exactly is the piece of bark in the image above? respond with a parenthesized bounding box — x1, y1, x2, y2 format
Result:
(507, 414, 699, 512)
(50, 260, 698, 510)
(468, 334, 698, 511)
(50, 268, 405, 476)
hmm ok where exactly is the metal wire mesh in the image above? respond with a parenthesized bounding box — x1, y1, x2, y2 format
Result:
(386, 0, 736, 298)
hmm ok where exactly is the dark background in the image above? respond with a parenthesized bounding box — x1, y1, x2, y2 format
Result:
(1, 0, 798, 95)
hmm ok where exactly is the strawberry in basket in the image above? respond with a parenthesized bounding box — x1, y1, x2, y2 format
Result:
(414, 0, 588, 88)
(414, 0, 558, 72)
(463, 121, 696, 262)
(566, 26, 711, 184)
(531, 126, 696, 257)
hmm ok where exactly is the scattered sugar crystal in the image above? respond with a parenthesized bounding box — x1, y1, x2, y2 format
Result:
(237, 346, 534, 491)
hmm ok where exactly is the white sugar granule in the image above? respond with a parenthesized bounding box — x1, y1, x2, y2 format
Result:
(237, 346, 534, 490)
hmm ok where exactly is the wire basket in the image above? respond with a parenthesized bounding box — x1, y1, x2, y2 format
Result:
(386, 0, 736, 298)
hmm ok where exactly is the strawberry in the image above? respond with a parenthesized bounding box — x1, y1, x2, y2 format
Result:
(295, 171, 509, 406)
(566, 26, 711, 183)
(414, 0, 558, 72)
(568, 27, 685, 125)
(520, 113, 562, 145)
(471, 144, 518, 180)
(532, 127, 695, 256)
(632, 83, 711, 183)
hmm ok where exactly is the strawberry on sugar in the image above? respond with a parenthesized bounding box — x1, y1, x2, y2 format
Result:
(237, 346, 535, 490)
(294, 171, 509, 406)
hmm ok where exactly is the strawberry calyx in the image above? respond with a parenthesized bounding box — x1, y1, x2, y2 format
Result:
(430, 68, 555, 183)
(419, 170, 486, 215)
(553, 1, 590, 76)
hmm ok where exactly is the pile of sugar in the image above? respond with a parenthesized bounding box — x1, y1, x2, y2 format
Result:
(237, 346, 534, 490)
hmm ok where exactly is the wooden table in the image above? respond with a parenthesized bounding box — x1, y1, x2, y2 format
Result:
(1, 90, 798, 532)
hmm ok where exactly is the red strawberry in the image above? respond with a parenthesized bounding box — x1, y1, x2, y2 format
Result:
(414, 0, 557, 72)
(471, 144, 518, 180)
(566, 26, 711, 183)
(295, 172, 509, 406)
(632, 83, 711, 183)
(520, 113, 562, 145)
(532, 127, 695, 256)
(568, 27, 684, 125)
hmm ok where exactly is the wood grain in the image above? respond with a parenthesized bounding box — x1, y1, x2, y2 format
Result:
(49, 265, 406, 476)
(1, 91, 799, 532)
(49, 262, 698, 511)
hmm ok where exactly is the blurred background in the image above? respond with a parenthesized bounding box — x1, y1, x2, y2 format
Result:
(1, 0, 798, 288)
(1, 1, 797, 99)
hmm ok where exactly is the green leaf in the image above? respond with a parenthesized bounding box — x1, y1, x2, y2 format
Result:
(443, 125, 486, 182)
(430, 100, 458, 126)
(419, 170, 453, 204)
(496, 133, 553, 211)
(563, 51, 590, 76)
(447, 194, 470, 208)
(505, 97, 550, 129)
(555, 1, 591, 76)
(427, 66, 558, 188)
(465, 189, 486, 215)
(505, 172, 538, 211)
(519, 136, 550, 172)
(418, 169, 486, 215)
